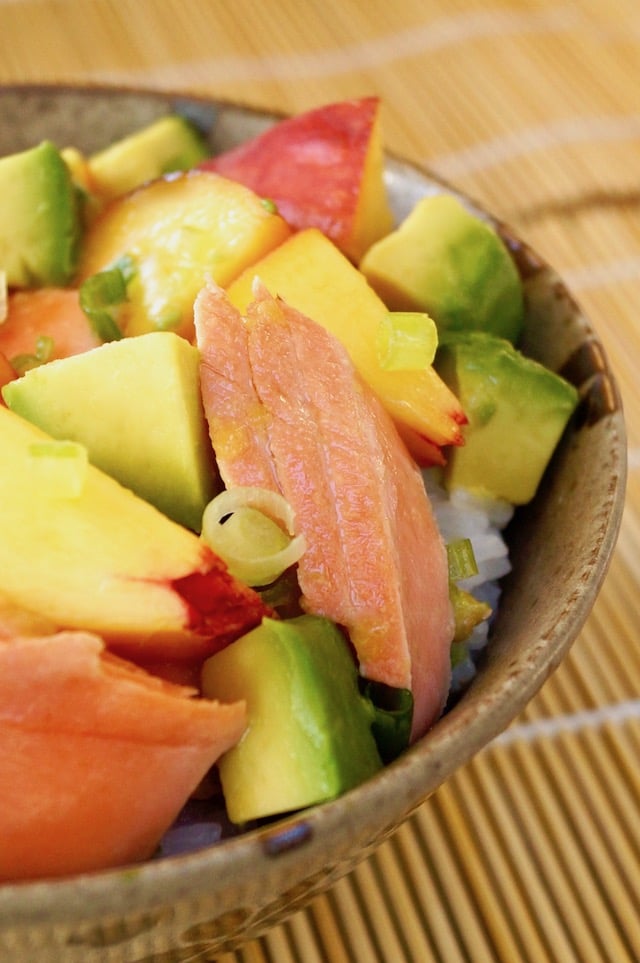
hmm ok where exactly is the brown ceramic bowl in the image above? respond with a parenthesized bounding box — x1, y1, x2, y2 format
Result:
(0, 84, 627, 961)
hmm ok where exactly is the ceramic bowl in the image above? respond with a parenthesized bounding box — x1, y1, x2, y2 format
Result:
(0, 84, 627, 962)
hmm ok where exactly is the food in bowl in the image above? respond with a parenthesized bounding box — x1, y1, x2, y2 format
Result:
(0, 92, 614, 895)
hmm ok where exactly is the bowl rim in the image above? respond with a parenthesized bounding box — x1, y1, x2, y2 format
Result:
(0, 81, 628, 927)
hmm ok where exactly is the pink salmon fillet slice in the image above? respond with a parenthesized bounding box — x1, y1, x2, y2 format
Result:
(0, 630, 246, 880)
(196, 281, 453, 739)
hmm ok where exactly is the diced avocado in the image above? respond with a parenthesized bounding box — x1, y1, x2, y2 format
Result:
(360, 193, 524, 343)
(434, 331, 579, 504)
(0, 140, 81, 288)
(201, 615, 383, 824)
(88, 114, 209, 201)
(60, 146, 104, 226)
(2, 331, 216, 531)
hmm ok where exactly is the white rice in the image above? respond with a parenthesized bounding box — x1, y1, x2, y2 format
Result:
(423, 469, 514, 693)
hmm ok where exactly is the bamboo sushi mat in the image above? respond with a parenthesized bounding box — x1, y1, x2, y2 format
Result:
(2, 0, 640, 959)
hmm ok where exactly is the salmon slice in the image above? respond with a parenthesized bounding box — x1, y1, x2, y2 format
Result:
(195, 282, 453, 739)
(0, 630, 246, 881)
(0, 288, 101, 368)
(196, 284, 279, 493)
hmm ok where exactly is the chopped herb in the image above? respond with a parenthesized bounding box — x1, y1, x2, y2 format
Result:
(376, 311, 438, 371)
(447, 537, 478, 582)
(10, 335, 55, 375)
(79, 253, 137, 341)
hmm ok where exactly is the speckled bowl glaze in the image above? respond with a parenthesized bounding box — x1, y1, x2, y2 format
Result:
(0, 85, 627, 962)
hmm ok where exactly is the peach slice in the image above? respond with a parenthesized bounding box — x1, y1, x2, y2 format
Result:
(0, 405, 269, 664)
(201, 96, 394, 262)
(76, 170, 291, 341)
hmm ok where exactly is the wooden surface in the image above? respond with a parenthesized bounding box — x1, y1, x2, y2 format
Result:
(2, 1, 639, 960)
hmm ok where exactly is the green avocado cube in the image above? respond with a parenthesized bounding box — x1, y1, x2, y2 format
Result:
(435, 331, 579, 505)
(201, 615, 383, 824)
(2, 331, 216, 531)
(360, 193, 524, 343)
(0, 140, 81, 287)
(88, 114, 208, 200)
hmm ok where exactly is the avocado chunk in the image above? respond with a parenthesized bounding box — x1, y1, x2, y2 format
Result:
(0, 140, 81, 288)
(434, 331, 579, 504)
(360, 193, 524, 343)
(88, 114, 208, 201)
(201, 615, 383, 824)
(2, 331, 216, 531)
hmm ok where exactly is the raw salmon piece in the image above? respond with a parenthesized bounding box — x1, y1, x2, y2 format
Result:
(0, 630, 246, 881)
(196, 283, 278, 492)
(0, 288, 101, 368)
(195, 282, 453, 739)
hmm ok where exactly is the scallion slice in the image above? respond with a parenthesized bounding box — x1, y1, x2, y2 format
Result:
(79, 254, 136, 341)
(27, 440, 88, 499)
(201, 486, 306, 587)
(10, 335, 55, 375)
(447, 537, 479, 582)
(376, 311, 438, 371)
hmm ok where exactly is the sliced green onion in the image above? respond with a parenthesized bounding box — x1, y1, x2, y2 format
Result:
(201, 486, 306, 587)
(447, 537, 479, 582)
(0, 270, 7, 324)
(79, 254, 136, 341)
(10, 335, 55, 375)
(260, 197, 278, 214)
(112, 253, 137, 285)
(376, 311, 438, 371)
(27, 440, 88, 498)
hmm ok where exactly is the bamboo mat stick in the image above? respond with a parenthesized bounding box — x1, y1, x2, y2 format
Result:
(284, 909, 339, 963)
(311, 876, 376, 963)
(298, 894, 349, 963)
(477, 755, 590, 962)
(391, 820, 470, 963)
(338, 852, 411, 960)
(551, 728, 640, 950)
(229, 941, 269, 963)
(432, 777, 548, 960)
(261, 925, 300, 963)
(450, 761, 579, 962)
(365, 840, 436, 960)
(506, 738, 633, 960)
(248, 944, 273, 963)
(565, 653, 640, 824)
(413, 802, 499, 962)
(525, 686, 640, 957)
(485, 746, 617, 963)
(307, 883, 360, 963)
(375, 826, 458, 961)
(424, 787, 528, 961)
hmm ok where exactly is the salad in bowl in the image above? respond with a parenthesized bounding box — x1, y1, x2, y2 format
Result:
(0, 86, 625, 959)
